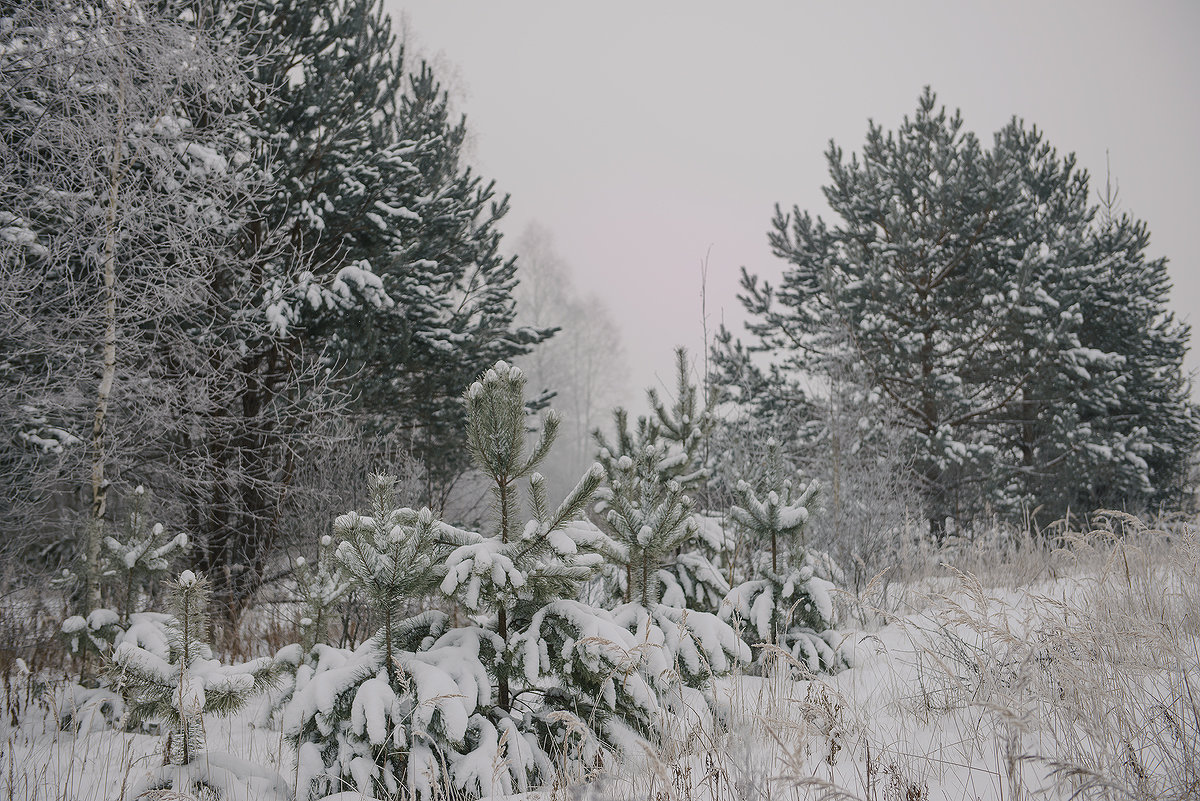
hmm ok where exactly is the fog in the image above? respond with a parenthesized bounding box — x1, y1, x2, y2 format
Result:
(390, 0, 1200, 409)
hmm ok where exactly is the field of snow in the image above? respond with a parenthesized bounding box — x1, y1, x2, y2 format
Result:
(3, 516, 1196, 801)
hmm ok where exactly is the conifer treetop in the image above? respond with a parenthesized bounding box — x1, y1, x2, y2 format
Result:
(729, 438, 819, 560)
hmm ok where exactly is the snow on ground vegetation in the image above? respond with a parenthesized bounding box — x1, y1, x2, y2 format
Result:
(2, 513, 1196, 801)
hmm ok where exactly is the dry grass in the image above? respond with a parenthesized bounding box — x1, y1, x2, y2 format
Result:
(2, 513, 1196, 801)
(591, 513, 1199, 801)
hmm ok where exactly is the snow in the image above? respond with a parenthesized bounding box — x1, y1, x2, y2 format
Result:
(776, 504, 809, 529)
(373, 200, 421, 220)
(113, 639, 174, 683)
(127, 751, 291, 801)
(120, 612, 174, 658)
(805, 575, 835, 624)
(180, 141, 229, 175)
(441, 538, 527, 605)
(330, 261, 393, 309)
(7, 545, 1196, 801)
(351, 675, 404, 746)
(86, 608, 119, 629)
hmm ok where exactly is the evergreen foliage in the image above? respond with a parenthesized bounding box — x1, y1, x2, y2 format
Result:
(720, 87, 1198, 534)
(596, 436, 699, 608)
(289, 362, 695, 800)
(202, 0, 552, 512)
(256, 532, 354, 729)
(58, 487, 187, 682)
(293, 535, 353, 653)
(1068, 203, 1198, 513)
(102, 486, 189, 625)
(111, 572, 275, 762)
(720, 441, 844, 673)
(591, 352, 748, 696)
(286, 474, 488, 799)
(646, 348, 716, 493)
(441, 361, 658, 788)
(594, 349, 730, 614)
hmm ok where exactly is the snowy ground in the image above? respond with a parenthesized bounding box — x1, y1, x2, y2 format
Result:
(3, 523, 1196, 800)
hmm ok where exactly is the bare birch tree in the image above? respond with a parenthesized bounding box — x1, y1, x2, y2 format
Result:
(0, 1, 337, 618)
(511, 223, 628, 497)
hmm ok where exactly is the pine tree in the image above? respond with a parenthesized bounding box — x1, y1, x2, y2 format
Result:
(376, 67, 551, 506)
(769, 88, 1022, 537)
(58, 486, 187, 692)
(587, 350, 748, 707)
(102, 486, 190, 624)
(289, 365, 681, 799)
(293, 534, 353, 653)
(286, 473, 491, 800)
(257, 532, 353, 729)
(111, 571, 282, 797)
(596, 437, 699, 608)
(196, 0, 551, 515)
(725, 88, 1199, 533)
(594, 437, 749, 693)
(647, 348, 715, 493)
(1068, 198, 1199, 514)
(593, 349, 731, 613)
(981, 121, 1128, 525)
(721, 441, 844, 673)
(441, 361, 665, 791)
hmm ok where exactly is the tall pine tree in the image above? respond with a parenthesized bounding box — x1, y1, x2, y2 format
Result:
(722, 88, 1198, 533)
(163, 0, 551, 613)
(207, 0, 550, 508)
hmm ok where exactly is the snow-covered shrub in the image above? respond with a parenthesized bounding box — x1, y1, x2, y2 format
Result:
(58, 486, 187, 670)
(111, 571, 280, 797)
(443, 362, 667, 790)
(54, 487, 188, 730)
(721, 443, 847, 673)
(592, 348, 731, 615)
(59, 606, 123, 668)
(286, 473, 488, 799)
(591, 360, 749, 706)
(293, 534, 353, 651)
(657, 513, 734, 611)
(593, 438, 748, 695)
(103, 486, 190, 623)
(289, 362, 699, 800)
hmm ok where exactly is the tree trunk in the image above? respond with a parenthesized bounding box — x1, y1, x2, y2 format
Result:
(497, 475, 511, 711)
(87, 29, 128, 612)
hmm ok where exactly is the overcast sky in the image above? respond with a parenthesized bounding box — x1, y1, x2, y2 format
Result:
(387, 0, 1200, 411)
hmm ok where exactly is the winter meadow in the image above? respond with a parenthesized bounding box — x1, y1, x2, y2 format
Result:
(2, 2, 1198, 800)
